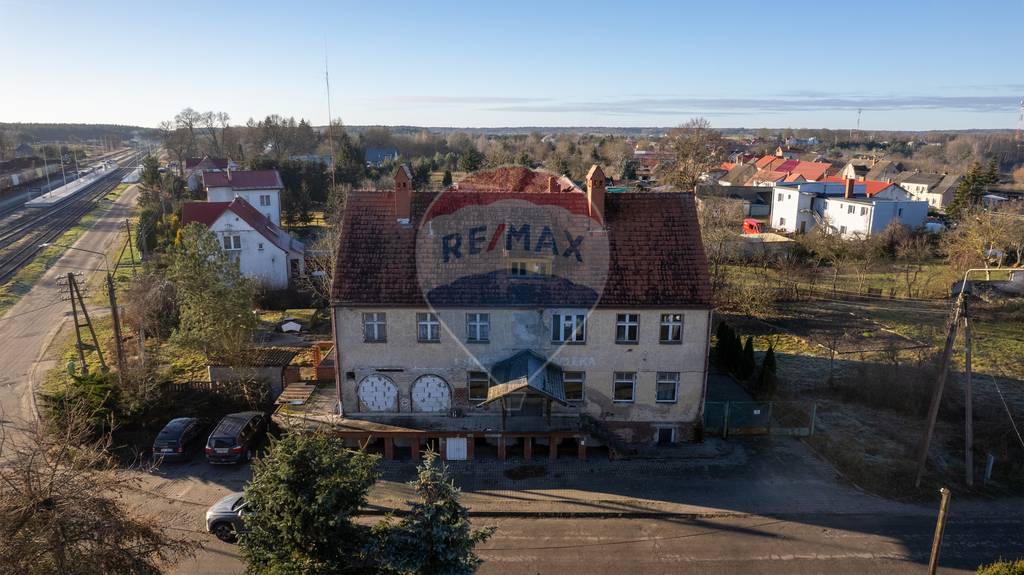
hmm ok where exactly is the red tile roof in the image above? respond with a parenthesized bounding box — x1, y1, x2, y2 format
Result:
(182, 198, 304, 254)
(823, 177, 901, 197)
(181, 201, 230, 227)
(203, 170, 284, 191)
(331, 168, 711, 310)
(754, 155, 777, 169)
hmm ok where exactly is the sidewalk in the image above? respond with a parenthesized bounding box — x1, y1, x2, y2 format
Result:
(130, 434, 1022, 521)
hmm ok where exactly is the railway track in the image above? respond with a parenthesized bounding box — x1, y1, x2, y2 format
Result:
(0, 149, 136, 221)
(0, 168, 132, 284)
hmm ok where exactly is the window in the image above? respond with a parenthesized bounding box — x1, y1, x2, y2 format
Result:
(469, 371, 490, 401)
(787, 194, 791, 200)
(613, 372, 635, 402)
(848, 205, 855, 214)
(616, 314, 639, 343)
(860, 207, 868, 216)
(466, 313, 489, 342)
(563, 372, 584, 401)
(223, 235, 240, 250)
(507, 258, 551, 278)
(260, 195, 271, 206)
(777, 193, 783, 202)
(660, 314, 683, 343)
(258, 242, 264, 251)
(779, 217, 786, 226)
(552, 313, 586, 343)
(839, 225, 848, 234)
(898, 208, 903, 217)
(417, 313, 440, 342)
(657, 372, 679, 402)
(363, 313, 386, 342)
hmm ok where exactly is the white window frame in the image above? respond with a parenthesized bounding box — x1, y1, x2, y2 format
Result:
(656, 372, 679, 402)
(847, 204, 855, 214)
(552, 313, 586, 343)
(616, 314, 639, 343)
(417, 313, 440, 342)
(860, 207, 868, 216)
(223, 235, 241, 251)
(839, 225, 848, 235)
(469, 371, 490, 401)
(563, 371, 585, 401)
(779, 217, 786, 227)
(660, 313, 683, 343)
(260, 194, 271, 206)
(613, 372, 635, 402)
(363, 313, 386, 342)
(466, 313, 489, 343)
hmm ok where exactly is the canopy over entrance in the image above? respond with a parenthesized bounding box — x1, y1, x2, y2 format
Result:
(479, 349, 570, 407)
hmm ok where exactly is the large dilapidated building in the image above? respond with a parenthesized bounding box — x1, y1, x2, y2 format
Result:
(328, 165, 712, 461)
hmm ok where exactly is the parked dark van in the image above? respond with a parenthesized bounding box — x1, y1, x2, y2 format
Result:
(205, 412, 267, 464)
(153, 417, 211, 462)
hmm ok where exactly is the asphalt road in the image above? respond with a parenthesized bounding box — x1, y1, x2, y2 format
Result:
(0, 183, 138, 426)
(471, 515, 1022, 575)
(160, 511, 1021, 575)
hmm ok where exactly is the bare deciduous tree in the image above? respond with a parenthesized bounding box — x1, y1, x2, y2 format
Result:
(663, 117, 726, 192)
(0, 405, 201, 574)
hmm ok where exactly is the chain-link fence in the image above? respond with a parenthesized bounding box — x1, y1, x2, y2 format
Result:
(703, 401, 817, 437)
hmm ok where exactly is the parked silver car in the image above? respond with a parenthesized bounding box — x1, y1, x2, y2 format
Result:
(205, 492, 251, 543)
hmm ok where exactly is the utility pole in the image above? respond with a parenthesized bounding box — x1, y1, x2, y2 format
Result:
(64, 272, 107, 375)
(914, 298, 962, 488)
(964, 298, 974, 486)
(107, 273, 127, 383)
(125, 218, 137, 275)
(927, 488, 952, 575)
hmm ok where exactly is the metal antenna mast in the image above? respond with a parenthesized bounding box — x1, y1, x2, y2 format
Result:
(326, 37, 336, 190)
(857, 108, 862, 133)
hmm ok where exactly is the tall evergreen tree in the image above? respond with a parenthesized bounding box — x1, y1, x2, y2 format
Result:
(167, 223, 255, 357)
(982, 156, 1000, 187)
(368, 451, 497, 575)
(946, 161, 983, 221)
(459, 146, 481, 173)
(240, 432, 380, 574)
(441, 169, 453, 188)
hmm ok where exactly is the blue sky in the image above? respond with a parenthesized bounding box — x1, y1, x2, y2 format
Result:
(2, 0, 1021, 131)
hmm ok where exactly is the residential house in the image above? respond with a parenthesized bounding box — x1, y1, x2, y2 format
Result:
(13, 143, 37, 158)
(894, 172, 961, 209)
(203, 169, 284, 226)
(365, 148, 399, 167)
(184, 156, 230, 190)
(182, 196, 305, 290)
(770, 179, 927, 237)
(775, 146, 804, 159)
(717, 164, 758, 187)
(329, 165, 713, 460)
(864, 160, 903, 182)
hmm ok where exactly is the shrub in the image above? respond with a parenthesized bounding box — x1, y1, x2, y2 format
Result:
(977, 559, 1024, 575)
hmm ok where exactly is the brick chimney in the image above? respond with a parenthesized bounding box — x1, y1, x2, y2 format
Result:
(547, 176, 558, 194)
(844, 177, 854, 198)
(585, 164, 606, 226)
(226, 165, 232, 181)
(395, 163, 412, 220)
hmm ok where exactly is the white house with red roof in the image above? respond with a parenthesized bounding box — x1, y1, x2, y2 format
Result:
(771, 179, 926, 238)
(182, 197, 304, 290)
(203, 169, 285, 227)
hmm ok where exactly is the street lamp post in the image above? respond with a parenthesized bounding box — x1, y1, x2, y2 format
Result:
(41, 243, 126, 380)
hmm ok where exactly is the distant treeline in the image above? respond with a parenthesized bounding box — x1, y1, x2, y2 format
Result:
(0, 123, 150, 143)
